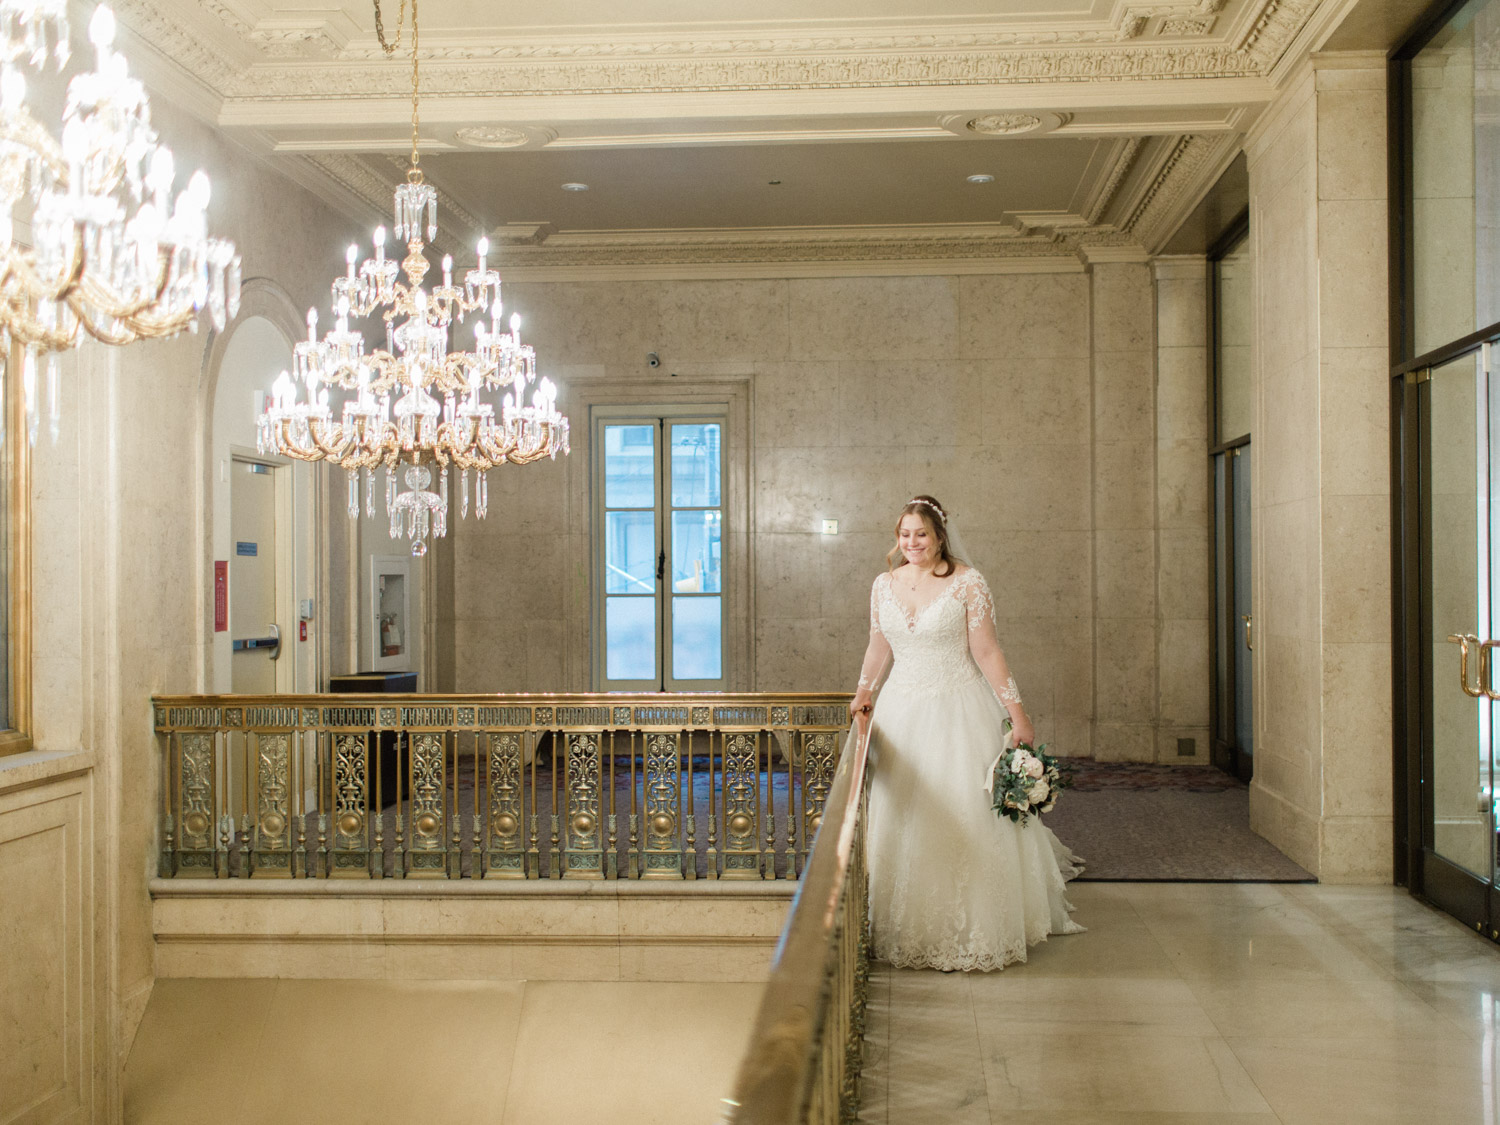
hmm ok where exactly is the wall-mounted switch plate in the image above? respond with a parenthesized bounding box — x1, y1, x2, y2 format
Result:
(822, 519, 838, 535)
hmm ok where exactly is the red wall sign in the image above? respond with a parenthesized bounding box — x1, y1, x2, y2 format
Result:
(214, 561, 228, 633)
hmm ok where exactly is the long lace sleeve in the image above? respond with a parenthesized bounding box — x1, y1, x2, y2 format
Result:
(856, 575, 893, 694)
(964, 572, 1023, 710)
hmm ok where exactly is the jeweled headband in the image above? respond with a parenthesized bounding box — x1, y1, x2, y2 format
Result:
(907, 497, 946, 522)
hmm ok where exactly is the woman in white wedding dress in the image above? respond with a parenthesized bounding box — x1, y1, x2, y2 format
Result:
(850, 495, 1084, 971)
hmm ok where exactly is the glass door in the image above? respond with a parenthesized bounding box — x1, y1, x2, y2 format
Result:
(594, 408, 726, 691)
(1212, 442, 1254, 780)
(1412, 344, 1500, 930)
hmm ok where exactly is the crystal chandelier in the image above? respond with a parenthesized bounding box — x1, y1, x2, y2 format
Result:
(0, 2, 241, 440)
(255, 0, 569, 557)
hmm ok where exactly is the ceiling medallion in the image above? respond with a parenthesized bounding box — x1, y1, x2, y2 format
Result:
(968, 113, 1042, 136)
(940, 111, 1069, 139)
(454, 124, 555, 150)
(256, 0, 569, 557)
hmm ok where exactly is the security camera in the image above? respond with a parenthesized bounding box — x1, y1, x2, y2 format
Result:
(647, 352, 661, 368)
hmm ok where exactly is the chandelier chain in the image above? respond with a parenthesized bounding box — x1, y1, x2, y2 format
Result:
(373, 0, 422, 185)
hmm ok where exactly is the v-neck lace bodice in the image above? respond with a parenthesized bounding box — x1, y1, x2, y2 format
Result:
(871, 569, 993, 696)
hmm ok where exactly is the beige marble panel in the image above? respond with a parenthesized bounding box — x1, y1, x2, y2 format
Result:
(1315, 87, 1388, 202)
(656, 278, 791, 363)
(1157, 529, 1210, 621)
(1319, 347, 1391, 497)
(944, 443, 1092, 535)
(1093, 441, 1155, 530)
(752, 362, 840, 449)
(1094, 349, 1155, 435)
(1156, 347, 1209, 442)
(505, 280, 663, 368)
(1157, 442, 1211, 530)
(1094, 721, 1157, 763)
(755, 445, 909, 535)
(1249, 781, 1322, 876)
(958, 272, 1092, 360)
(978, 354, 1092, 442)
(1155, 276, 1209, 350)
(1159, 620, 1211, 729)
(838, 358, 984, 449)
(1090, 262, 1155, 352)
(1320, 494, 1391, 645)
(1319, 814, 1395, 884)
(1095, 530, 1156, 620)
(1318, 198, 1390, 350)
(787, 275, 960, 362)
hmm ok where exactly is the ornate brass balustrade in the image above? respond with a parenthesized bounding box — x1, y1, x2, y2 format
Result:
(152, 693, 851, 881)
(724, 712, 872, 1125)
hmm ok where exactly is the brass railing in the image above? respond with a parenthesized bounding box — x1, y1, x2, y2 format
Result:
(151, 693, 851, 880)
(724, 711, 872, 1125)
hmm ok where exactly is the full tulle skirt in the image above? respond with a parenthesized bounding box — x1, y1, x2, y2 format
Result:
(866, 675, 1085, 972)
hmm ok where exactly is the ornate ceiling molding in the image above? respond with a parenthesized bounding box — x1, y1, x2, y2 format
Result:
(116, 0, 1331, 104)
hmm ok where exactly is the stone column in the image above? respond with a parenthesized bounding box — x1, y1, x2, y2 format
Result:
(1087, 253, 1159, 761)
(1153, 255, 1213, 765)
(1246, 54, 1392, 881)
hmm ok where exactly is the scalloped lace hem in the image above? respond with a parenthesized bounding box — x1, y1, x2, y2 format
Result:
(876, 916, 1086, 973)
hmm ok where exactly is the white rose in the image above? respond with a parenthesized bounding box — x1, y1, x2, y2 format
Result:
(1026, 780, 1050, 805)
(1024, 757, 1045, 779)
(1010, 750, 1027, 771)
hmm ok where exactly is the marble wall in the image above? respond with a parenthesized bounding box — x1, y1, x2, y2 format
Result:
(443, 261, 1205, 765)
(0, 90, 361, 1120)
(1245, 54, 1393, 882)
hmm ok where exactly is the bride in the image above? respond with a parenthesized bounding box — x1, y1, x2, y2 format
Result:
(850, 495, 1084, 971)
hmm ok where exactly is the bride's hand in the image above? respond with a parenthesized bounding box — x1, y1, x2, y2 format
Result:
(850, 689, 873, 717)
(1010, 713, 1035, 746)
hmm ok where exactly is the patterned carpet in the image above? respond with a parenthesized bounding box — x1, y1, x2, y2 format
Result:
(1041, 759, 1315, 882)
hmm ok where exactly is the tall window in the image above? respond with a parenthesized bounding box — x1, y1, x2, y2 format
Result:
(593, 406, 726, 690)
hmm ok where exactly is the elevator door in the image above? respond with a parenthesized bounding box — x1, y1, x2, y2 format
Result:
(230, 459, 278, 693)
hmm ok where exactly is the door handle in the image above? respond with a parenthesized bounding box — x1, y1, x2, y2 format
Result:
(1241, 614, 1253, 652)
(656, 550, 665, 583)
(1481, 640, 1500, 700)
(1447, 634, 1485, 698)
(232, 623, 281, 660)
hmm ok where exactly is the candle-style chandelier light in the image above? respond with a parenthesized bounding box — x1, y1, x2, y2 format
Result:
(255, 0, 569, 557)
(0, 1, 241, 440)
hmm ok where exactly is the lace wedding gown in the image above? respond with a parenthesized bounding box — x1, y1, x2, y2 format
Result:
(865, 568, 1084, 971)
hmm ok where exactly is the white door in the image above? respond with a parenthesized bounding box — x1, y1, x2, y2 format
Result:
(230, 458, 279, 693)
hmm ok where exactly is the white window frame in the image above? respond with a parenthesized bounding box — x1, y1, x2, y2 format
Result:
(591, 404, 728, 691)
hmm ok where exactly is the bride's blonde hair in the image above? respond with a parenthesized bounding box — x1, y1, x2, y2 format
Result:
(887, 495, 958, 577)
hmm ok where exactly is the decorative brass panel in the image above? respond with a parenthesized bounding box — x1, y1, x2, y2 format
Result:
(641, 732, 683, 879)
(323, 706, 378, 728)
(801, 733, 838, 862)
(405, 732, 447, 878)
(557, 706, 611, 727)
(720, 732, 762, 879)
(330, 733, 371, 878)
(402, 706, 454, 727)
(251, 733, 293, 877)
(477, 705, 529, 726)
(245, 705, 298, 728)
(562, 732, 603, 878)
(174, 733, 216, 876)
(484, 732, 525, 878)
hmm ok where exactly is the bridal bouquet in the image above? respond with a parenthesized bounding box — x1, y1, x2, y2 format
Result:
(989, 739, 1069, 825)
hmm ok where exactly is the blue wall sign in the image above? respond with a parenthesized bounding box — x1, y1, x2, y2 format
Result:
(235, 542, 258, 557)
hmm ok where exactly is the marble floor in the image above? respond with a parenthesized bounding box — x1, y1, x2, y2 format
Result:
(859, 882, 1500, 1124)
(125, 977, 760, 1124)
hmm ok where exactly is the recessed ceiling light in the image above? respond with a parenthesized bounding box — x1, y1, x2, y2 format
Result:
(966, 174, 995, 184)
(768, 179, 782, 185)
(561, 182, 589, 191)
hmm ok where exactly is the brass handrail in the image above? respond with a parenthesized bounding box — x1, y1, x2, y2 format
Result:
(151, 691, 853, 882)
(724, 710, 873, 1125)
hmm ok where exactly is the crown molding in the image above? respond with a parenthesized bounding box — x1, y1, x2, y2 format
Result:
(110, 0, 1337, 111)
(1121, 131, 1243, 251)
